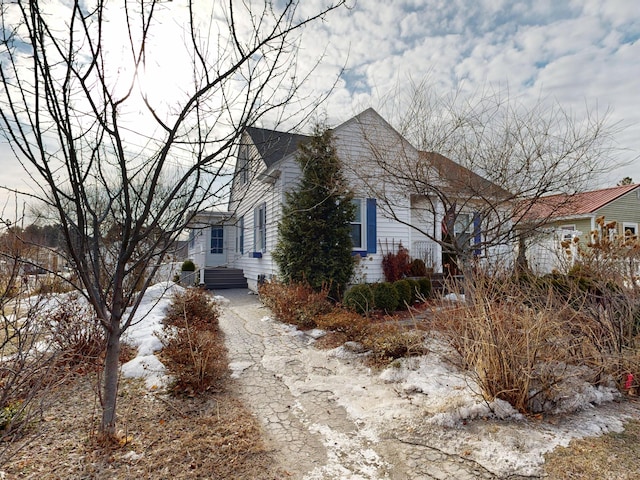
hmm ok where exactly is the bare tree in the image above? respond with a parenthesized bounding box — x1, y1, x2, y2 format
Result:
(0, 0, 345, 436)
(354, 80, 621, 277)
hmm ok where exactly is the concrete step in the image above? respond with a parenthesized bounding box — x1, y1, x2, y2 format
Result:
(203, 268, 248, 289)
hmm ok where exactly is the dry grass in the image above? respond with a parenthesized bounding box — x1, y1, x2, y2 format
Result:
(1, 288, 282, 478)
(544, 418, 640, 479)
(1, 375, 282, 479)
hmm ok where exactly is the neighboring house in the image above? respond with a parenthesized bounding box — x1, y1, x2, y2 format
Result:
(188, 108, 512, 290)
(524, 184, 640, 274)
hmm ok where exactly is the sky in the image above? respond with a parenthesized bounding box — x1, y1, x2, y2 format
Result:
(311, 0, 640, 186)
(1, 0, 639, 220)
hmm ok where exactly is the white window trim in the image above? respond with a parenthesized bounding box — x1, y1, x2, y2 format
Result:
(351, 198, 366, 251)
(254, 203, 267, 253)
(623, 222, 638, 236)
(236, 217, 245, 254)
(559, 224, 577, 241)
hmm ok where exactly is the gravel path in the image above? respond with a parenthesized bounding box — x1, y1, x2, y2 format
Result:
(218, 289, 515, 480)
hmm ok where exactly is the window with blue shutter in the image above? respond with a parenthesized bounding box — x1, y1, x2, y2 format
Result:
(253, 203, 266, 253)
(236, 217, 244, 254)
(473, 212, 482, 256)
(350, 198, 377, 256)
(350, 199, 364, 249)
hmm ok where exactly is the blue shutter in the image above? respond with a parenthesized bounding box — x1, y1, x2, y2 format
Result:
(473, 212, 482, 256)
(366, 198, 377, 254)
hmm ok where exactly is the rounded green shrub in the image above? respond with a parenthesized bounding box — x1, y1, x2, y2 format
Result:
(393, 279, 412, 309)
(406, 278, 420, 303)
(372, 282, 399, 313)
(343, 284, 374, 315)
(409, 258, 427, 277)
(181, 259, 196, 272)
(417, 277, 432, 299)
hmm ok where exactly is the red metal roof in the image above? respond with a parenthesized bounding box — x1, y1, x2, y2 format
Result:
(530, 184, 640, 219)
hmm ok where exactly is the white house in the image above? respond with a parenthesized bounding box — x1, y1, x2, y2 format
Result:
(187, 108, 512, 290)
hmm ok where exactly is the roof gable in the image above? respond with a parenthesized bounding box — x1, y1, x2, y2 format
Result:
(245, 127, 309, 168)
(419, 151, 511, 200)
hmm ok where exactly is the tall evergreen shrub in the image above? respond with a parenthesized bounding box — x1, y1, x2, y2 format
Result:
(272, 127, 356, 299)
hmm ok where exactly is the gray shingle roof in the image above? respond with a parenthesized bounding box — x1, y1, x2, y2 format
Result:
(245, 127, 309, 168)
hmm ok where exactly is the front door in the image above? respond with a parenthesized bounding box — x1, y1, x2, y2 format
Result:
(206, 226, 227, 267)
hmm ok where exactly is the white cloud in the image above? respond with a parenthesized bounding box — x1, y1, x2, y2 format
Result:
(2, 0, 639, 217)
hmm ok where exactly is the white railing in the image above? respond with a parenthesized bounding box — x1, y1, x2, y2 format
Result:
(412, 240, 438, 270)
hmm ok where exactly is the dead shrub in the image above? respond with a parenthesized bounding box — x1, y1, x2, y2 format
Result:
(162, 288, 220, 329)
(258, 280, 332, 328)
(361, 322, 426, 364)
(159, 289, 227, 395)
(45, 294, 106, 370)
(31, 275, 74, 296)
(432, 273, 631, 414)
(315, 309, 369, 342)
(0, 296, 61, 451)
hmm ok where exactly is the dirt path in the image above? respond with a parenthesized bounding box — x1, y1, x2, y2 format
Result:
(218, 290, 508, 480)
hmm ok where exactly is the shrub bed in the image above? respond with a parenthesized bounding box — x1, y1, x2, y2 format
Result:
(258, 281, 332, 328)
(160, 288, 227, 395)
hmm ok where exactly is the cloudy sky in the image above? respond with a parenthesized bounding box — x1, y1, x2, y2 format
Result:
(1, 0, 639, 219)
(311, 0, 640, 185)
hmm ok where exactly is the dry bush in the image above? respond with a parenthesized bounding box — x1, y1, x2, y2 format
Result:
(31, 275, 74, 295)
(258, 280, 332, 328)
(361, 322, 427, 364)
(159, 289, 227, 395)
(0, 293, 70, 463)
(45, 294, 106, 370)
(433, 272, 639, 414)
(315, 309, 370, 342)
(163, 287, 220, 329)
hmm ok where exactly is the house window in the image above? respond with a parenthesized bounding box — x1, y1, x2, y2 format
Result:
(350, 199, 364, 249)
(350, 198, 377, 254)
(444, 211, 482, 255)
(210, 226, 223, 254)
(236, 217, 244, 254)
(623, 222, 638, 237)
(254, 203, 266, 252)
(188, 229, 195, 249)
(454, 213, 472, 238)
(559, 224, 576, 241)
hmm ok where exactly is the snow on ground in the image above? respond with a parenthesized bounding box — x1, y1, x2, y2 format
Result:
(117, 287, 639, 477)
(120, 282, 183, 389)
(259, 313, 640, 477)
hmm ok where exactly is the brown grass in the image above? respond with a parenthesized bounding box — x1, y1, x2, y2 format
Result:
(1, 375, 282, 479)
(544, 418, 640, 479)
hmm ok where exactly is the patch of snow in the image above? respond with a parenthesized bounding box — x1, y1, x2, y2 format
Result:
(121, 354, 170, 390)
(306, 328, 326, 339)
(120, 282, 184, 390)
(122, 450, 143, 461)
(303, 424, 388, 480)
(443, 292, 465, 302)
(229, 361, 254, 379)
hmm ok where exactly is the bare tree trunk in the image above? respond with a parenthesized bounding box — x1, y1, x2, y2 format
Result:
(101, 320, 121, 435)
